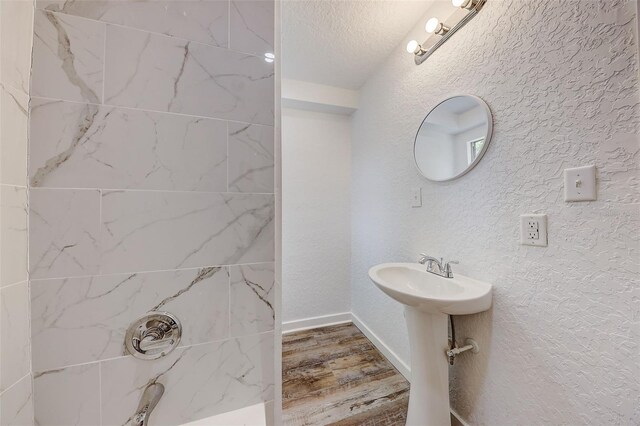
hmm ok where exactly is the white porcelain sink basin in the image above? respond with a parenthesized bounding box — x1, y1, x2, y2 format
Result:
(368, 262, 492, 315)
(368, 262, 492, 425)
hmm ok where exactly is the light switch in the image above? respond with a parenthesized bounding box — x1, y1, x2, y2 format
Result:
(411, 187, 422, 207)
(564, 165, 596, 202)
(520, 214, 547, 247)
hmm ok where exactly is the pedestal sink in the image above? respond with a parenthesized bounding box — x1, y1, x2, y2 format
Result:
(368, 263, 492, 426)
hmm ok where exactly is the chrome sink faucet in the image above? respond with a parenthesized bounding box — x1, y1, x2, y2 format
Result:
(418, 254, 459, 278)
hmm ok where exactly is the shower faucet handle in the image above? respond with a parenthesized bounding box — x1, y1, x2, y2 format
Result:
(137, 335, 176, 352)
(125, 312, 182, 360)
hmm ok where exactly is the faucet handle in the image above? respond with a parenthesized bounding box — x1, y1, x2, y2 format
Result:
(443, 260, 459, 278)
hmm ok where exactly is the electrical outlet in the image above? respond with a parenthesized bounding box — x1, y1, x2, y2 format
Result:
(521, 214, 547, 246)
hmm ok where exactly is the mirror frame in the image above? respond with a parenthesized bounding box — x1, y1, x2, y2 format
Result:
(413, 95, 493, 182)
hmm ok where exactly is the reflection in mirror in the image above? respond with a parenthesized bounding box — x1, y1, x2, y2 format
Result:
(414, 95, 492, 181)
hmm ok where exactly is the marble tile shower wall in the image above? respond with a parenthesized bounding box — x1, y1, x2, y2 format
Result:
(0, 1, 35, 425)
(27, 1, 276, 425)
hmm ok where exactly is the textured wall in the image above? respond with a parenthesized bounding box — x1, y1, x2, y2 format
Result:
(282, 108, 351, 323)
(350, 0, 639, 424)
(0, 0, 34, 424)
(27, 0, 276, 424)
(281, 0, 431, 89)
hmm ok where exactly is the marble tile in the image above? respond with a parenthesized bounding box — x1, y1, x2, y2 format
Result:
(0, 374, 34, 426)
(0, 186, 28, 287)
(100, 191, 274, 274)
(230, 0, 275, 56)
(0, 85, 28, 186)
(104, 25, 274, 125)
(0, 282, 31, 392)
(37, 0, 229, 47)
(230, 263, 275, 337)
(34, 364, 100, 426)
(30, 189, 101, 279)
(31, 10, 104, 103)
(0, 0, 33, 94)
(31, 267, 230, 371)
(30, 99, 228, 191)
(228, 123, 275, 193)
(101, 332, 274, 425)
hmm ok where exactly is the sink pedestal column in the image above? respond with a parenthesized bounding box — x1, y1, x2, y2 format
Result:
(404, 307, 450, 426)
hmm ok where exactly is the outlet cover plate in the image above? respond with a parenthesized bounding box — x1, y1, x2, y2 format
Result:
(520, 214, 548, 247)
(564, 165, 596, 202)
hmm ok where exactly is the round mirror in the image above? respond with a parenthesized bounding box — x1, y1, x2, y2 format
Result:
(414, 95, 492, 181)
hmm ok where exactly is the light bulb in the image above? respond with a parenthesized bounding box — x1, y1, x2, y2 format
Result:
(452, 0, 466, 7)
(264, 52, 275, 63)
(425, 17, 439, 33)
(406, 40, 419, 54)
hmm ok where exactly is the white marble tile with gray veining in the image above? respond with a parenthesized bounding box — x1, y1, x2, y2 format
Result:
(101, 332, 274, 425)
(31, 10, 104, 103)
(31, 266, 230, 371)
(0, 186, 28, 287)
(34, 364, 100, 426)
(104, 25, 274, 125)
(0, 282, 31, 393)
(230, 0, 275, 56)
(30, 189, 101, 279)
(0, 374, 34, 426)
(228, 122, 275, 193)
(30, 98, 228, 191)
(37, 0, 228, 48)
(100, 191, 274, 274)
(0, 0, 33, 95)
(230, 263, 275, 337)
(0, 85, 28, 186)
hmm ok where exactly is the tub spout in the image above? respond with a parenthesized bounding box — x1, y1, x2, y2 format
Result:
(132, 383, 164, 426)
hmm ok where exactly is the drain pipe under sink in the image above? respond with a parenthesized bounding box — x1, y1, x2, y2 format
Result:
(447, 315, 479, 365)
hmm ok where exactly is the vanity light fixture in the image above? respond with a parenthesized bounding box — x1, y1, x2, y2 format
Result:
(425, 17, 449, 35)
(425, 17, 439, 33)
(407, 0, 487, 65)
(406, 40, 425, 55)
(452, 0, 481, 11)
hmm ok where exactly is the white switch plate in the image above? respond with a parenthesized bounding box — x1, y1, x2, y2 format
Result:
(520, 214, 547, 246)
(411, 187, 422, 207)
(564, 165, 596, 202)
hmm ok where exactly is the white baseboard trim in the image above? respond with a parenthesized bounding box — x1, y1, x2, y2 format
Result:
(350, 312, 411, 381)
(282, 312, 352, 334)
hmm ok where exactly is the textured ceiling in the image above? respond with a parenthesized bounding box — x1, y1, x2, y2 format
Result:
(282, 0, 434, 89)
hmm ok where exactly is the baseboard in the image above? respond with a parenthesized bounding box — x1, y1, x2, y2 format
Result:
(350, 312, 411, 381)
(282, 312, 352, 334)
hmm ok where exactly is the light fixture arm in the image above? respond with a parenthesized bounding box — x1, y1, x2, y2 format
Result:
(411, 0, 487, 65)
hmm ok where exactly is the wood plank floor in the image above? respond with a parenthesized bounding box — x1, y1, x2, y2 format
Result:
(282, 323, 410, 426)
